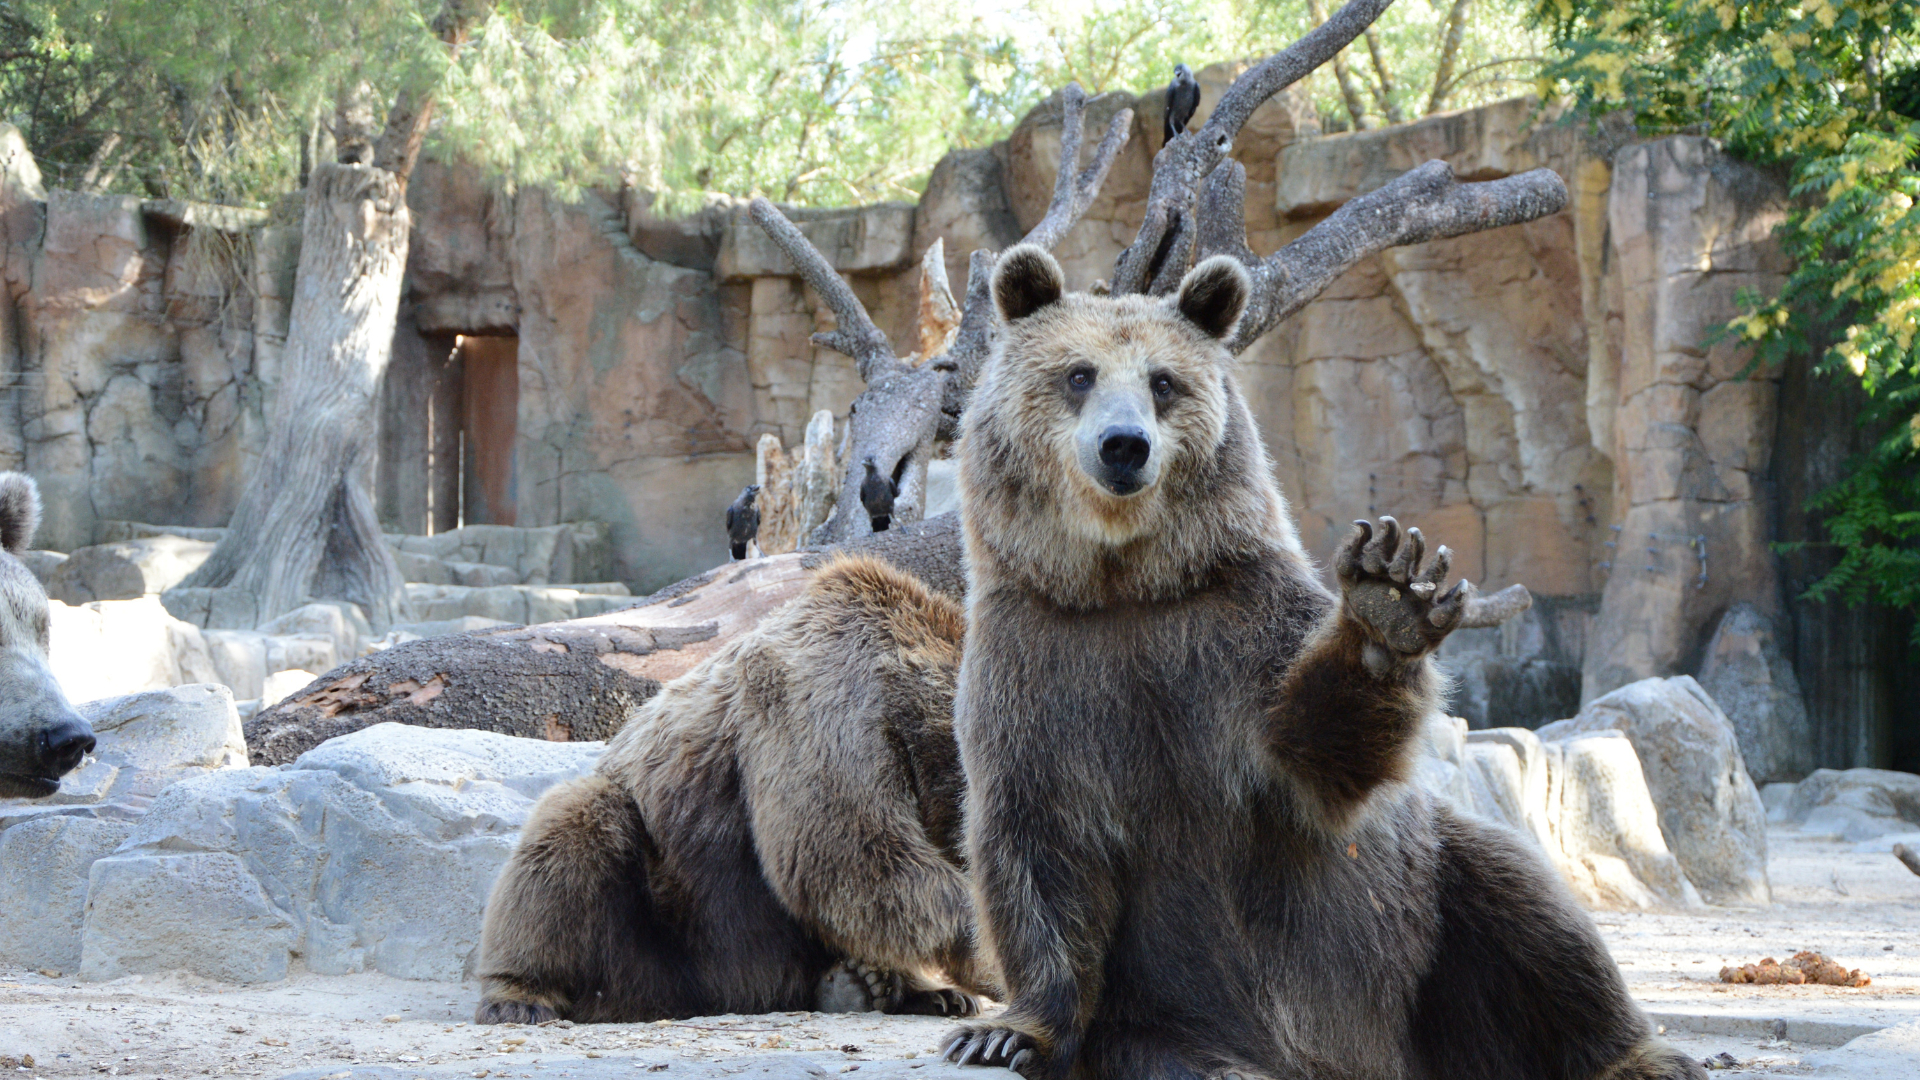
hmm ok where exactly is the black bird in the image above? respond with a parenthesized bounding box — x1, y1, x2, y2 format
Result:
(860, 458, 897, 533)
(725, 484, 760, 560)
(1164, 64, 1200, 145)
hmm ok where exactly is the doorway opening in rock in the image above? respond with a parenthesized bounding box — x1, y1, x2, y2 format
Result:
(378, 325, 520, 534)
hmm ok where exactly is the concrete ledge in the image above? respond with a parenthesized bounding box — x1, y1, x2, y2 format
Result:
(1648, 1011, 1884, 1046)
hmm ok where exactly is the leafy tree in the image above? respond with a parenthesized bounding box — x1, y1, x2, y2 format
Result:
(1533, 0, 1920, 643)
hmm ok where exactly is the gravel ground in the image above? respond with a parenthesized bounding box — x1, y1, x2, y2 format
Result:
(1, 827, 1913, 1080)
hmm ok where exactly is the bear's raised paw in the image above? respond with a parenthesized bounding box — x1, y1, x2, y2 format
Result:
(1334, 516, 1529, 674)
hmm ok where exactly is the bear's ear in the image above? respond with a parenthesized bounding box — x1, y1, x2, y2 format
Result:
(1175, 256, 1251, 341)
(992, 245, 1066, 323)
(0, 472, 41, 556)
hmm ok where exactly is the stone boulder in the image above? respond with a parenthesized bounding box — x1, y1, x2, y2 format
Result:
(1543, 732, 1704, 910)
(386, 522, 614, 587)
(47, 596, 219, 703)
(0, 684, 246, 974)
(1537, 676, 1770, 905)
(77, 723, 601, 983)
(1697, 602, 1813, 784)
(1780, 768, 1920, 841)
(715, 201, 915, 281)
(43, 535, 215, 604)
(1409, 714, 1700, 910)
(402, 581, 633, 624)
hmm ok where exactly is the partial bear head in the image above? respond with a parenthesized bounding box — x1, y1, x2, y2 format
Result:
(0, 472, 95, 799)
(959, 246, 1304, 608)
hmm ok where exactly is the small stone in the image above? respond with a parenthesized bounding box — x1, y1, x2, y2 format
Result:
(383, 1015, 403, 1024)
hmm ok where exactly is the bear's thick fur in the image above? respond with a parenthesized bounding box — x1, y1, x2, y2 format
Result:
(472, 555, 995, 1023)
(0, 472, 94, 799)
(938, 247, 1703, 1080)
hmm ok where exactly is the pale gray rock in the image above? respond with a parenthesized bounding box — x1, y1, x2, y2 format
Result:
(1537, 676, 1769, 906)
(1806, 1019, 1920, 1079)
(0, 816, 133, 972)
(716, 202, 915, 281)
(0, 683, 246, 817)
(47, 596, 221, 703)
(403, 582, 632, 624)
(76, 724, 601, 983)
(44, 535, 215, 604)
(1784, 767, 1920, 841)
(387, 522, 613, 587)
(1761, 781, 1798, 823)
(80, 851, 297, 983)
(1543, 732, 1705, 911)
(260, 601, 370, 663)
(1697, 602, 1813, 784)
(18, 549, 66, 586)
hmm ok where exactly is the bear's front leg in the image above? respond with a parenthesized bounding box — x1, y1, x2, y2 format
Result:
(1268, 517, 1527, 824)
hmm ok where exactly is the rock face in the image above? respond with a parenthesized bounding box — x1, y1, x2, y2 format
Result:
(0, 684, 248, 974)
(1582, 139, 1791, 703)
(1779, 768, 1920, 840)
(1536, 676, 1770, 905)
(78, 723, 601, 983)
(1697, 602, 1813, 784)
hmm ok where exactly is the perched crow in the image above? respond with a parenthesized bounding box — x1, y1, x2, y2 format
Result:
(1164, 64, 1200, 145)
(860, 458, 897, 533)
(725, 484, 760, 560)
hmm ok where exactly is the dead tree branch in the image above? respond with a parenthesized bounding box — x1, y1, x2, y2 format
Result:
(749, 83, 1132, 543)
(1199, 159, 1569, 353)
(1110, 0, 1395, 295)
(747, 197, 898, 381)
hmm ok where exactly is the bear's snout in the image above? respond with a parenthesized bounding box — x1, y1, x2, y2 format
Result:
(1097, 426, 1152, 493)
(40, 715, 95, 775)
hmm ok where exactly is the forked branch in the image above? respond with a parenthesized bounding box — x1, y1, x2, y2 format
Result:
(1111, 0, 1396, 295)
(1021, 85, 1135, 251)
(747, 82, 1129, 542)
(1201, 159, 1570, 354)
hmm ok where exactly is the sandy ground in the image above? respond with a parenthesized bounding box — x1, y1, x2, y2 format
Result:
(2, 826, 1915, 1080)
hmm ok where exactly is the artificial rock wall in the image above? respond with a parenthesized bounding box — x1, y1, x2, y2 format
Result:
(0, 72, 1897, 773)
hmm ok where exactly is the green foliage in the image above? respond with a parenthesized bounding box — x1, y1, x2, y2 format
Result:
(0, 0, 1549, 209)
(1533, 0, 1920, 643)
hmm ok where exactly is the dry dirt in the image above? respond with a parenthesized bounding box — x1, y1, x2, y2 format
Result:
(1, 827, 1914, 1080)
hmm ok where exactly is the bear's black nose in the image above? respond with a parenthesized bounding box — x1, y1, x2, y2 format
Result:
(1098, 426, 1152, 476)
(40, 718, 95, 775)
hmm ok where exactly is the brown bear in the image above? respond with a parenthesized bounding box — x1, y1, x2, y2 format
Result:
(471, 555, 995, 1023)
(0, 472, 95, 799)
(939, 246, 1703, 1080)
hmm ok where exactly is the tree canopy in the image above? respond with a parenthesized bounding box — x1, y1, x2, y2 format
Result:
(0, 0, 1544, 208)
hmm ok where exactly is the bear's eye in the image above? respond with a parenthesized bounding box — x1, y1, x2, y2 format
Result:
(1066, 367, 1095, 392)
(1150, 373, 1176, 399)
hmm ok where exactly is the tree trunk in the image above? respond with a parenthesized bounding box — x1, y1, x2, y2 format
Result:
(177, 163, 411, 627)
(1308, 0, 1371, 130)
(1427, 0, 1474, 116)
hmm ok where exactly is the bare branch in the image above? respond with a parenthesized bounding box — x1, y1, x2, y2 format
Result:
(1224, 161, 1568, 353)
(1458, 584, 1533, 629)
(1020, 84, 1136, 251)
(747, 196, 898, 380)
(1111, 0, 1396, 294)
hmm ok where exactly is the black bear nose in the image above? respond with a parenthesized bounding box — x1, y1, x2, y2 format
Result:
(1098, 426, 1152, 475)
(40, 718, 95, 775)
